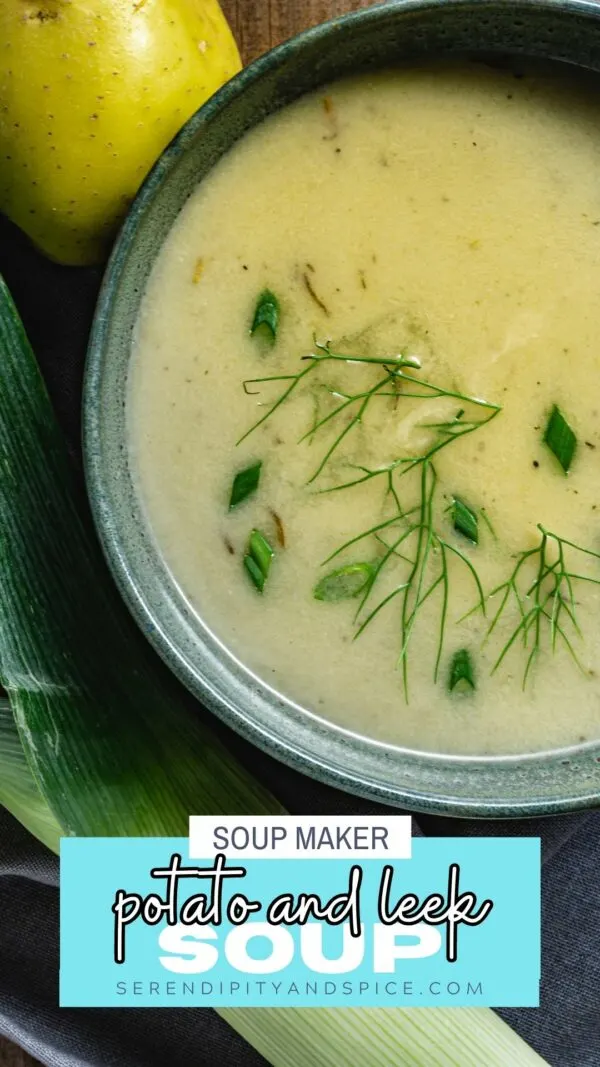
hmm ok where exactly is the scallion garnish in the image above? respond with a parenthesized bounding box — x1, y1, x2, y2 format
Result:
(244, 529, 274, 593)
(450, 496, 478, 544)
(250, 289, 280, 342)
(448, 649, 476, 692)
(313, 562, 375, 602)
(229, 461, 262, 510)
(543, 404, 577, 474)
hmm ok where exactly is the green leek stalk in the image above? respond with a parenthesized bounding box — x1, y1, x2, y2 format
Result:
(0, 697, 61, 853)
(0, 274, 281, 836)
(0, 275, 548, 1066)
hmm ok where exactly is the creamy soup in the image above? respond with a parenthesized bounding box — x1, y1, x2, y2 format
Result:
(130, 62, 600, 756)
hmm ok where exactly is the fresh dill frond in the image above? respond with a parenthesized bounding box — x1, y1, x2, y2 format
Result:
(238, 339, 501, 697)
(236, 334, 600, 702)
(475, 525, 600, 687)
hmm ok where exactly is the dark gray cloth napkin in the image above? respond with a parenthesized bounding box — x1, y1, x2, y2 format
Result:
(0, 214, 598, 1067)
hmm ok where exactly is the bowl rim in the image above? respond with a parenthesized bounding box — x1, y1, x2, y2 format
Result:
(84, 0, 600, 819)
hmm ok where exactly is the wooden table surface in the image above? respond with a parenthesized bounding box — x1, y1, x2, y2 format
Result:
(0, 7, 376, 1067)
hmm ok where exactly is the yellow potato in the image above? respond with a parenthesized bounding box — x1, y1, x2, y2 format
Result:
(0, 0, 241, 264)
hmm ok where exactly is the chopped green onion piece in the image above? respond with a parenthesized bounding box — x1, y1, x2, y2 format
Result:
(314, 562, 375, 602)
(448, 648, 476, 692)
(244, 529, 274, 593)
(451, 496, 478, 544)
(249, 529, 274, 575)
(448, 492, 476, 542)
(543, 404, 577, 474)
(250, 289, 280, 341)
(229, 461, 262, 510)
(0, 697, 61, 854)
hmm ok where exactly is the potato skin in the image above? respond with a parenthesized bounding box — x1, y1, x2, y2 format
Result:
(0, 0, 241, 264)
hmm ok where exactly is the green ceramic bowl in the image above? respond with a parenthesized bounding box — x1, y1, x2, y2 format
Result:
(84, 0, 600, 818)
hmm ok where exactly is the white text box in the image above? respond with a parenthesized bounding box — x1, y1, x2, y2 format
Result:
(189, 816, 412, 860)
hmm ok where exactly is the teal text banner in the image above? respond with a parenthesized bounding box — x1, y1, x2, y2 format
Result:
(60, 836, 540, 1007)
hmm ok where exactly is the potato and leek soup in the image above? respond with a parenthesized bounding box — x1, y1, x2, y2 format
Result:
(129, 62, 600, 756)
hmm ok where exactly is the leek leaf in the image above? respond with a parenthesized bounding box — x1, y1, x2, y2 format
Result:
(0, 698, 62, 853)
(0, 275, 283, 837)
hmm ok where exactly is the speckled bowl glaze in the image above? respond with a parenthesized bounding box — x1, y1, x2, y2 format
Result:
(84, 0, 600, 817)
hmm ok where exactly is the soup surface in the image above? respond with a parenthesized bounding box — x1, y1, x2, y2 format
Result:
(130, 62, 600, 756)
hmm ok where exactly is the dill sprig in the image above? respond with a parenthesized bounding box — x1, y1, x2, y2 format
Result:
(238, 339, 501, 697)
(237, 336, 600, 699)
(329, 460, 487, 698)
(238, 342, 421, 458)
(473, 525, 600, 688)
(239, 340, 500, 486)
